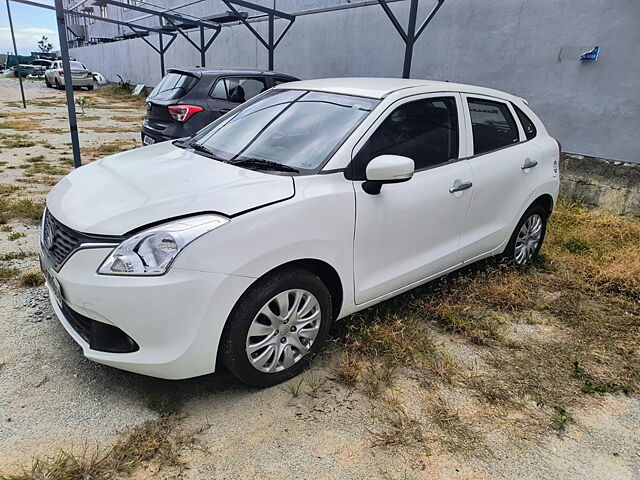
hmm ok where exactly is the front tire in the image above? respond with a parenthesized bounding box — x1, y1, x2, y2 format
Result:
(504, 205, 548, 266)
(220, 268, 332, 387)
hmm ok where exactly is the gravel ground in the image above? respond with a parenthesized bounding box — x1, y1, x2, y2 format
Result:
(0, 75, 638, 479)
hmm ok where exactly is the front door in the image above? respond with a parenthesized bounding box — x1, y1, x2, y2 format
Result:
(352, 94, 473, 304)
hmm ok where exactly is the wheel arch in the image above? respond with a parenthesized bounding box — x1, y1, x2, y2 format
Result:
(529, 193, 554, 216)
(259, 258, 344, 321)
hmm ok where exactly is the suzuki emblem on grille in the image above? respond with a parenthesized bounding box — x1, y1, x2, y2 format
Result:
(44, 221, 55, 251)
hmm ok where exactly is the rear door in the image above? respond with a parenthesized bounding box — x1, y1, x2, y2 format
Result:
(206, 76, 269, 120)
(459, 94, 542, 262)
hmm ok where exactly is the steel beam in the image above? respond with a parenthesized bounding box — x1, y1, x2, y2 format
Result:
(54, 0, 82, 168)
(11, 0, 173, 35)
(6, 0, 26, 109)
(377, 0, 444, 78)
(221, 0, 296, 70)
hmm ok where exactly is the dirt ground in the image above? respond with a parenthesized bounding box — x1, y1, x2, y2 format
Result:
(0, 76, 638, 479)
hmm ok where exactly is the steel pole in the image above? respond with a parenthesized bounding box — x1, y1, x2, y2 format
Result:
(159, 33, 165, 76)
(53, 0, 82, 168)
(268, 13, 274, 70)
(403, 0, 419, 78)
(199, 25, 206, 67)
(6, 0, 26, 108)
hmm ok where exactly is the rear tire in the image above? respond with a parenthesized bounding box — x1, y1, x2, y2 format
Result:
(503, 205, 548, 266)
(220, 267, 332, 387)
(45, 78, 52, 88)
(54, 78, 62, 89)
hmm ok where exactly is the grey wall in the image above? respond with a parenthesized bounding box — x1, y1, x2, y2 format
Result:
(69, 0, 640, 163)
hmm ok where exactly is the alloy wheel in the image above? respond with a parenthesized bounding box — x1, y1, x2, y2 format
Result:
(245, 289, 321, 373)
(514, 213, 543, 265)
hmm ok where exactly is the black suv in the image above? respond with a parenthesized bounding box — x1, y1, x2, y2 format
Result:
(141, 67, 298, 145)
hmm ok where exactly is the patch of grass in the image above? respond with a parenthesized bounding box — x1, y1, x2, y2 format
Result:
(110, 115, 144, 123)
(0, 251, 35, 261)
(97, 141, 135, 155)
(0, 185, 20, 196)
(281, 377, 305, 398)
(19, 271, 45, 287)
(1, 134, 36, 148)
(0, 415, 193, 480)
(87, 125, 136, 133)
(22, 162, 68, 176)
(0, 266, 20, 281)
(552, 406, 573, 432)
(8, 232, 26, 241)
(24, 155, 46, 163)
(572, 361, 629, 395)
(0, 197, 45, 224)
(369, 404, 424, 448)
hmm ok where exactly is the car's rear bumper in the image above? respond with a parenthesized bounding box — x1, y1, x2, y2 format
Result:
(43, 247, 255, 379)
(58, 76, 94, 87)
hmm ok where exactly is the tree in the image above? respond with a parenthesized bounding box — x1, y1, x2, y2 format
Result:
(37, 36, 53, 53)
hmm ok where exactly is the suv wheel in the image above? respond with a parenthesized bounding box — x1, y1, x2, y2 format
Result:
(220, 268, 332, 387)
(54, 78, 61, 89)
(504, 205, 548, 266)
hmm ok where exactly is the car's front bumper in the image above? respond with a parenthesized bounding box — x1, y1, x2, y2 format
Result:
(42, 247, 254, 379)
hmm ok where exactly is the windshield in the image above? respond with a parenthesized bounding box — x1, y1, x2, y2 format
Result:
(149, 72, 199, 101)
(189, 89, 379, 173)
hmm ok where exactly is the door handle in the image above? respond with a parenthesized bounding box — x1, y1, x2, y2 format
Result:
(521, 158, 538, 170)
(449, 181, 473, 193)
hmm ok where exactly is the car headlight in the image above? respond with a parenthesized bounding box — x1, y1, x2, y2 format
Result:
(98, 214, 229, 276)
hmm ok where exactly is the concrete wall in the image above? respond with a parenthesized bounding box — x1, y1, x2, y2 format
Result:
(560, 154, 640, 217)
(69, 0, 640, 163)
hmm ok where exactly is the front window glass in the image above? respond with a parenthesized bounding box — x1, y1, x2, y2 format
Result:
(353, 97, 459, 178)
(191, 89, 378, 173)
(149, 72, 199, 101)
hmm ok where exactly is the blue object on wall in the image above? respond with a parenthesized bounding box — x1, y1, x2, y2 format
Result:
(579, 45, 600, 61)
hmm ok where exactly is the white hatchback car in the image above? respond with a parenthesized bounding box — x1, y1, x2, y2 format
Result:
(41, 78, 560, 386)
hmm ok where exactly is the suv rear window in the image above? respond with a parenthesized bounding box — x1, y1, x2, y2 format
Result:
(149, 72, 199, 101)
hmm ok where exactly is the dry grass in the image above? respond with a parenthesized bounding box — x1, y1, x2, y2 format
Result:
(0, 414, 197, 480)
(19, 271, 45, 287)
(335, 201, 640, 452)
(110, 115, 144, 123)
(0, 197, 45, 224)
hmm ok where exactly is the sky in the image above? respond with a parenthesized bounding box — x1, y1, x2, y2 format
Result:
(0, 0, 57, 56)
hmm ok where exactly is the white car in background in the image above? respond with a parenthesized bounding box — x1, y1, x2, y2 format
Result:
(45, 60, 94, 90)
(40, 78, 560, 386)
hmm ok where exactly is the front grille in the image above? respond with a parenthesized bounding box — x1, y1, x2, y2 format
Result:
(41, 210, 124, 271)
(42, 211, 83, 269)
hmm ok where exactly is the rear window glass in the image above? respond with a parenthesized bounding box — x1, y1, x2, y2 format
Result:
(149, 72, 199, 101)
(209, 77, 268, 103)
(69, 61, 84, 69)
(513, 104, 537, 140)
(468, 98, 519, 155)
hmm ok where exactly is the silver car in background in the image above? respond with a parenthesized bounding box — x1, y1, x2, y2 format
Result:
(45, 60, 94, 90)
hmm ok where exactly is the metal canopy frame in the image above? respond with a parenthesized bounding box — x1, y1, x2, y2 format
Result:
(378, 0, 445, 78)
(8, 0, 188, 168)
(101, 0, 222, 69)
(221, 0, 295, 70)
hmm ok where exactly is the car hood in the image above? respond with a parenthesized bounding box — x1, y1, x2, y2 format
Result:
(46, 141, 294, 235)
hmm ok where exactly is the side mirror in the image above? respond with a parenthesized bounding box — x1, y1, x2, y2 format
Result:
(363, 155, 415, 195)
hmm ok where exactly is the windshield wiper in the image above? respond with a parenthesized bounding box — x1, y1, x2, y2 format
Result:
(229, 158, 299, 173)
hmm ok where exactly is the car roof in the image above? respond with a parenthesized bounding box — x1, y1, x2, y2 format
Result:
(275, 77, 523, 102)
(168, 67, 296, 78)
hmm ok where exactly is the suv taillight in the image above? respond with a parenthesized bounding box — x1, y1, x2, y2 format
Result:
(168, 105, 203, 123)
(87, 71, 93, 78)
